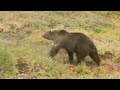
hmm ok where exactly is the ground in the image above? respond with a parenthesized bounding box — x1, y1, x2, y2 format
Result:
(0, 11, 120, 79)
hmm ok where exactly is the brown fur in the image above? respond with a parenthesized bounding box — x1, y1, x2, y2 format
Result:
(42, 30, 101, 66)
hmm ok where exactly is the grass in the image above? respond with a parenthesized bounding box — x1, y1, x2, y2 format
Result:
(0, 11, 120, 79)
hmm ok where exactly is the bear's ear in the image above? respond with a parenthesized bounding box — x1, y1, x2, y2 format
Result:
(49, 30, 52, 34)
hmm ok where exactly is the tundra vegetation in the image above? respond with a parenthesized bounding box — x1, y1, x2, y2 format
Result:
(0, 11, 120, 79)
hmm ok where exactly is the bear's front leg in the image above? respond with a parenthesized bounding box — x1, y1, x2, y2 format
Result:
(49, 44, 62, 58)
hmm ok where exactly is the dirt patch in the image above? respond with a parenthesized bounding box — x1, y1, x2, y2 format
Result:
(58, 48, 68, 59)
(99, 51, 115, 60)
(16, 58, 30, 73)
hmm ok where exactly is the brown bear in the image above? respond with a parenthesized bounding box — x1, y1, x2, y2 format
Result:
(42, 30, 101, 66)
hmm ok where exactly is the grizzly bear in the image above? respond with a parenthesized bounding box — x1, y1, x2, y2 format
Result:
(42, 30, 101, 66)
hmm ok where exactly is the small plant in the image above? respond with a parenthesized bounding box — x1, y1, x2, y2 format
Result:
(0, 44, 18, 78)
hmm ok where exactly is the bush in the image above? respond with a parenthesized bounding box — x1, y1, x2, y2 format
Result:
(0, 44, 18, 78)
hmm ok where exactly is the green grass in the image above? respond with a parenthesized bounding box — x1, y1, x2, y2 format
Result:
(0, 11, 120, 79)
